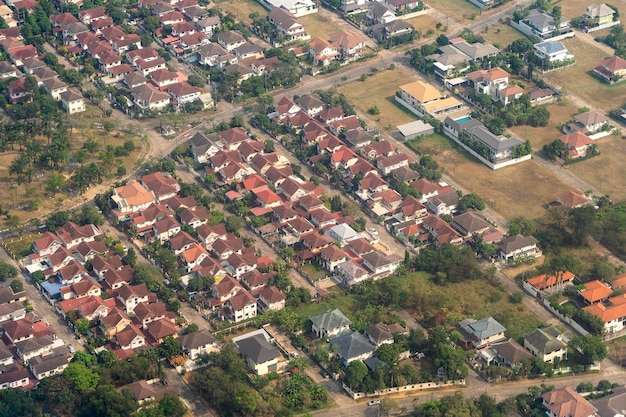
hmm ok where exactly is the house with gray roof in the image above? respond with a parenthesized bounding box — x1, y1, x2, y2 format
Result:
(189, 132, 222, 164)
(522, 325, 567, 363)
(29, 347, 70, 380)
(591, 385, 626, 417)
(457, 317, 506, 348)
(330, 331, 375, 365)
(361, 250, 402, 276)
(451, 211, 490, 238)
(180, 329, 220, 360)
(516, 9, 572, 40)
(310, 308, 352, 339)
(327, 223, 359, 245)
(496, 234, 541, 261)
(534, 41, 574, 63)
(483, 338, 532, 369)
(429, 39, 499, 80)
(443, 116, 529, 169)
(235, 333, 281, 375)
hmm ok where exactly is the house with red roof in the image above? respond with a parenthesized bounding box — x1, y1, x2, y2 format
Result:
(102, 265, 134, 290)
(579, 280, 613, 305)
(559, 132, 594, 159)
(134, 302, 167, 329)
(147, 318, 178, 343)
(252, 185, 283, 208)
(152, 217, 182, 242)
(114, 324, 146, 351)
(359, 139, 396, 160)
(210, 234, 244, 258)
(78, 296, 116, 321)
(180, 243, 210, 272)
(258, 286, 286, 312)
(115, 283, 153, 314)
(319, 245, 349, 272)
(421, 215, 463, 245)
(222, 289, 257, 322)
(196, 223, 227, 248)
(593, 55, 626, 84)
(33, 232, 63, 257)
(223, 252, 258, 279)
(168, 230, 197, 255)
(141, 172, 180, 202)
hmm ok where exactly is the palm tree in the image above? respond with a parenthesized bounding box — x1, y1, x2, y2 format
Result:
(8, 156, 26, 185)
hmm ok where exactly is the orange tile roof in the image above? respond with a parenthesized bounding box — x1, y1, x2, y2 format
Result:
(527, 271, 575, 290)
(580, 280, 613, 303)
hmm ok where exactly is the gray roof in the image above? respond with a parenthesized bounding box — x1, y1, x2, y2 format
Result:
(497, 234, 538, 254)
(368, 1, 393, 19)
(591, 386, 626, 417)
(585, 4, 616, 18)
(525, 9, 569, 31)
(390, 166, 420, 182)
(328, 223, 358, 241)
(344, 128, 373, 146)
(459, 317, 506, 340)
(464, 124, 522, 152)
(310, 308, 352, 332)
(179, 329, 218, 350)
(364, 323, 393, 343)
(0, 340, 11, 361)
(236, 334, 279, 364)
(216, 30, 245, 45)
(534, 40, 567, 55)
(29, 351, 69, 375)
(362, 250, 402, 269)
(330, 331, 375, 361)
(452, 41, 499, 60)
(451, 211, 490, 236)
(296, 95, 325, 111)
(15, 336, 55, 355)
(523, 326, 565, 354)
(492, 338, 532, 364)
(233, 42, 263, 56)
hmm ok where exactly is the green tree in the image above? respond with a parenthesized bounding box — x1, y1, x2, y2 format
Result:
(344, 360, 368, 390)
(160, 336, 182, 358)
(64, 362, 99, 393)
(570, 335, 607, 364)
(0, 261, 16, 282)
(45, 173, 67, 197)
(458, 193, 485, 211)
(75, 317, 90, 335)
(9, 279, 23, 293)
(224, 215, 244, 234)
(375, 343, 402, 366)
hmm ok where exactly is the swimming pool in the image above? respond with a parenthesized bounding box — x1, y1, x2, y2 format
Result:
(455, 116, 472, 123)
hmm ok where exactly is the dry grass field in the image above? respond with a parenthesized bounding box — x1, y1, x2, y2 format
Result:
(543, 37, 626, 111)
(425, 0, 481, 24)
(299, 13, 343, 39)
(338, 69, 418, 129)
(404, 14, 441, 38)
(509, 101, 580, 149)
(419, 138, 572, 220)
(483, 24, 525, 49)
(211, 0, 268, 25)
(557, 0, 626, 21)
(0, 126, 143, 228)
(568, 135, 626, 202)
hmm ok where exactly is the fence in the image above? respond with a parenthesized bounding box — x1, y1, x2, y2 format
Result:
(586, 20, 620, 33)
(342, 379, 466, 399)
(522, 281, 538, 298)
(542, 299, 589, 336)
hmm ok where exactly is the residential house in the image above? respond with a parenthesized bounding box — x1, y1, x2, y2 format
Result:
(425, 187, 459, 216)
(0, 365, 30, 390)
(308, 37, 339, 66)
(580, 280, 613, 305)
(42, 78, 68, 101)
(268, 8, 308, 42)
(189, 132, 222, 164)
(560, 132, 594, 159)
(443, 117, 526, 165)
(565, 110, 608, 134)
(541, 386, 598, 417)
(235, 333, 280, 375)
(376, 153, 410, 175)
(112, 180, 156, 215)
(131, 84, 171, 110)
(216, 30, 246, 51)
(195, 16, 221, 36)
(450, 211, 490, 238)
(196, 223, 227, 248)
(583, 4, 616, 28)
(523, 326, 568, 363)
(466, 67, 522, 105)
(60, 90, 85, 114)
(257, 286, 286, 312)
(429, 38, 499, 80)
(496, 234, 541, 261)
(115, 283, 153, 314)
(336, 260, 369, 287)
(146, 318, 178, 343)
(328, 30, 367, 62)
(56, 222, 102, 249)
(593, 56, 626, 84)
(367, 1, 396, 25)
(115, 324, 146, 350)
(396, 80, 463, 117)
(180, 329, 220, 360)
(168, 82, 201, 107)
(29, 349, 70, 380)
(534, 41, 574, 63)
(518, 9, 571, 40)
(152, 217, 182, 242)
(141, 172, 180, 202)
(296, 95, 325, 117)
(257, 0, 317, 17)
(318, 245, 349, 272)
(369, 19, 414, 40)
(361, 250, 402, 277)
(527, 271, 575, 293)
(310, 308, 352, 339)
(364, 322, 397, 347)
(330, 331, 375, 366)
(457, 316, 507, 349)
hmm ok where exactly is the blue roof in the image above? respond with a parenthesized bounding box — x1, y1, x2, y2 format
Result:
(40, 281, 65, 297)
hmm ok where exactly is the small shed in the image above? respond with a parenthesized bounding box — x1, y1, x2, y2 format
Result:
(397, 120, 435, 141)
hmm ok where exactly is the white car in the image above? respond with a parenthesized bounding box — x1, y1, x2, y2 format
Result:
(368, 400, 381, 406)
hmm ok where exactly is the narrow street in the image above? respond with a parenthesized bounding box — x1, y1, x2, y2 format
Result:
(163, 366, 214, 417)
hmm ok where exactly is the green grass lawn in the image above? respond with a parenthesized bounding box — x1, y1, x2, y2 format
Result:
(483, 24, 525, 50)
(299, 13, 343, 39)
(5, 233, 39, 258)
(292, 271, 543, 341)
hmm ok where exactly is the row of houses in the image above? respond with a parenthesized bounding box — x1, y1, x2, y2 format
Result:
(0, 30, 86, 114)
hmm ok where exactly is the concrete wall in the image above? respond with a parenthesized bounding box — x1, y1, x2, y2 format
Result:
(343, 379, 466, 399)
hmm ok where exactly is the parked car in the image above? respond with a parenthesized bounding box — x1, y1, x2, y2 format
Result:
(290, 351, 299, 358)
(368, 400, 381, 406)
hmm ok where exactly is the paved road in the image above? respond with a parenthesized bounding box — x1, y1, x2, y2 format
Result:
(163, 365, 214, 417)
(312, 358, 626, 417)
(0, 246, 82, 351)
